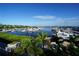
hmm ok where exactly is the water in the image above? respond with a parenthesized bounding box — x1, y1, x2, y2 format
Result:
(0, 42, 7, 48)
(7, 28, 54, 37)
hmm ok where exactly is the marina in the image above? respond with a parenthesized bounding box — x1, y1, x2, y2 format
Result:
(0, 3, 79, 56)
(7, 27, 54, 37)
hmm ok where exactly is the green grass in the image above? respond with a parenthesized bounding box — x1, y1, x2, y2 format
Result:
(0, 32, 32, 43)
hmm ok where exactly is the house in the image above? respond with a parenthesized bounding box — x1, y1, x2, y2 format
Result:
(5, 42, 20, 52)
(57, 30, 74, 40)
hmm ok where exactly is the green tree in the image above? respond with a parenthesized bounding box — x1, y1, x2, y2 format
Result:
(20, 38, 32, 50)
(12, 47, 24, 56)
(20, 36, 44, 56)
(27, 40, 43, 56)
(36, 32, 48, 50)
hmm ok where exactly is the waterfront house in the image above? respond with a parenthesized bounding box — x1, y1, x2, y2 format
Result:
(5, 42, 20, 52)
(57, 30, 73, 40)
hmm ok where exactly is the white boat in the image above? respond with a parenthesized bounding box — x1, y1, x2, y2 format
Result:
(21, 29, 27, 32)
(26, 28, 40, 32)
(11, 29, 15, 32)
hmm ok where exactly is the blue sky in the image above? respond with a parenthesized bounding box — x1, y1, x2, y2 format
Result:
(0, 3, 79, 26)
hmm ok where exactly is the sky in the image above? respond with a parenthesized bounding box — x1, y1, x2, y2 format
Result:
(0, 3, 79, 26)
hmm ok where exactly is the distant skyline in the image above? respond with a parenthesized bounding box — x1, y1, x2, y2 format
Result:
(0, 3, 79, 26)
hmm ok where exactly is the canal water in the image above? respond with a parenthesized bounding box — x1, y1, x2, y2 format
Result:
(7, 28, 55, 37)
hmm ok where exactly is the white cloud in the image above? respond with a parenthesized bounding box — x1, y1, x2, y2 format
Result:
(33, 15, 56, 20)
(60, 16, 79, 26)
(64, 16, 79, 20)
(33, 15, 79, 26)
(51, 16, 79, 26)
(63, 16, 79, 22)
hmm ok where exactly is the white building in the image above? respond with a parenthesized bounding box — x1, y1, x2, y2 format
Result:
(5, 42, 20, 52)
(57, 30, 73, 40)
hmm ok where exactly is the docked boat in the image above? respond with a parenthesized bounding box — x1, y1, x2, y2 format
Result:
(26, 28, 40, 32)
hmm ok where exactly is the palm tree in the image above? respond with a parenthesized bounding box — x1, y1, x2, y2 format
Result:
(36, 32, 48, 50)
(20, 38, 32, 50)
(27, 40, 43, 56)
(20, 37, 44, 56)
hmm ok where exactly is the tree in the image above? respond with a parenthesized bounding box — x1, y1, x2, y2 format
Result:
(20, 36, 44, 56)
(36, 32, 48, 50)
(12, 47, 24, 56)
(27, 40, 43, 56)
(20, 38, 32, 50)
